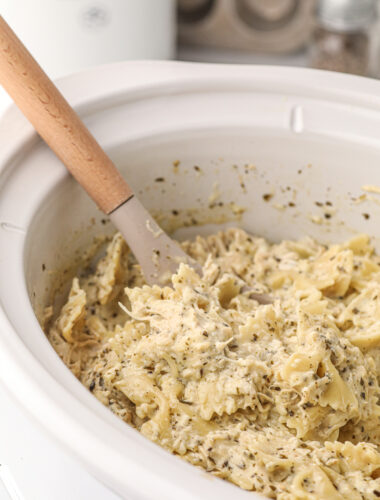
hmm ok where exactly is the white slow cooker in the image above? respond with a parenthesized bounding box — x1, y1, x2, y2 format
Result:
(1, 61, 380, 500)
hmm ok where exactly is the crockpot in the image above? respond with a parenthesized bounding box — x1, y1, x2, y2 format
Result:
(1, 61, 380, 500)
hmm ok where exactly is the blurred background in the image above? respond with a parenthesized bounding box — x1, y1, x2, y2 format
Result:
(0, 0, 379, 111)
(1, 0, 380, 76)
(178, 0, 380, 77)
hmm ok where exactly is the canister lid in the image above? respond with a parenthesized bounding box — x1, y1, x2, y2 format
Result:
(316, 0, 378, 32)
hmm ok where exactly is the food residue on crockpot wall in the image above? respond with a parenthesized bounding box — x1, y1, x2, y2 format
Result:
(362, 185, 380, 195)
(47, 228, 380, 499)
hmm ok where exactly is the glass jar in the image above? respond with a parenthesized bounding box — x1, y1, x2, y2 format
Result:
(310, 0, 378, 77)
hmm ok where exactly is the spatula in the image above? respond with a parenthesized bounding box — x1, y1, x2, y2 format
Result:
(0, 16, 271, 302)
(0, 15, 196, 285)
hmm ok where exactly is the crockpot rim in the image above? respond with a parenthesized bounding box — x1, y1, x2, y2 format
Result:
(2, 60, 380, 499)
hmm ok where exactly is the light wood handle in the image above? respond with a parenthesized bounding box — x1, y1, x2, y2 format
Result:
(0, 16, 133, 214)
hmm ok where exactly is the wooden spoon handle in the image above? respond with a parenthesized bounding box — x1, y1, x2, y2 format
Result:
(0, 16, 133, 214)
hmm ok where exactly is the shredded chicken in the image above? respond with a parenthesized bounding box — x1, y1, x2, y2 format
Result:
(47, 228, 380, 499)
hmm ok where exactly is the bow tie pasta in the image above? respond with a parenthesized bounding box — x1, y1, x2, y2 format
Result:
(47, 229, 380, 499)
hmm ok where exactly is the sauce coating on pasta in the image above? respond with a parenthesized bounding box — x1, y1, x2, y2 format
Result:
(47, 229, 380, 499)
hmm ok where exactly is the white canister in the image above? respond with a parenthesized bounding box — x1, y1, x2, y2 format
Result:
(0, 0, 176, 77)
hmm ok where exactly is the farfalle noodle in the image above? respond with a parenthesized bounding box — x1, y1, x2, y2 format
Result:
(47, 229, 380, 499)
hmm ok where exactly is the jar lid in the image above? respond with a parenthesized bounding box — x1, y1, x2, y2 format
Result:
(316, 0, 378, 32)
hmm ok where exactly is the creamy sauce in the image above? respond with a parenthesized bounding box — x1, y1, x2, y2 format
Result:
(47, 228, 380, 499)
